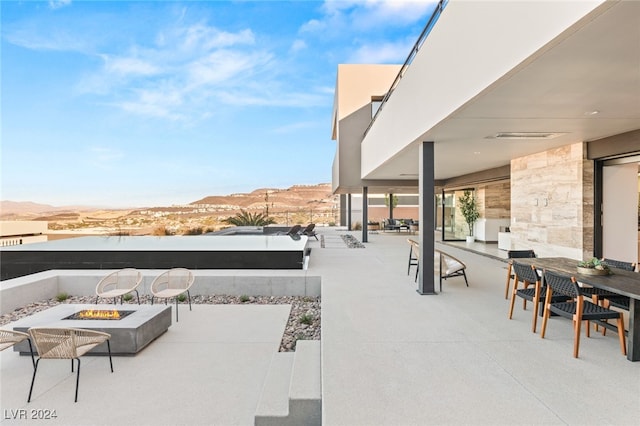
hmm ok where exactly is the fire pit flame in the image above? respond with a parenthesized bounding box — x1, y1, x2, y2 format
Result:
(63, 309, 134, 321)
(79, 309, 120, 320)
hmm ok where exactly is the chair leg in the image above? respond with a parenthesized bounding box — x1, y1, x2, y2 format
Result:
(26, 338, 35, 369)
(107, 340, 114, 372)
(187, 290, 192, 311)
(95, 296, 99, 304)
(134, 289, 140, 305)
(508, 278, 519, 319)
(74, 358, 80, 403)
(540, 293, 552, 339)
(175, 297, 179, 322)
(617, 317, 627, 355)
(573, 317, 582, 358)
(504, 264, 512, 299)
(462, 270, 469, 287)
(27, 358, 41, 402)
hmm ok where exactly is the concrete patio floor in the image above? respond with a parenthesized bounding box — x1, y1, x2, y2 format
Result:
(1, 227, 639, 425)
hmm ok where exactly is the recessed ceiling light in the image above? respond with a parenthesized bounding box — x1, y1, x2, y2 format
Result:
(488, 132, 566, 140)
(584, 110, 600, 115)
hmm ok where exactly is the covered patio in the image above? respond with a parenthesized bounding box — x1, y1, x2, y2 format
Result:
(1, 228, 638, 425)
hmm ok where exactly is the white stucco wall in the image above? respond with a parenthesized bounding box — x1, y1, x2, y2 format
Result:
(360, 0, 605, 178)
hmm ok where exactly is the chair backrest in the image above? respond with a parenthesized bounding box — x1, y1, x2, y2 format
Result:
(436, 249, 465, 275)
(29, 328, 78, 359)
(302, 223, 315, 233)
(96, 268, 142, 293)
(543, 270, 579, 298)
(287, 224, 302, 235)
(602, 258, 636, 271)
(151, 268, 194, 292)
(0, 329, 30, 352)
(408, 239, 419, 257)
(511, 262, 539, 284)
(508, 250, 536, 259)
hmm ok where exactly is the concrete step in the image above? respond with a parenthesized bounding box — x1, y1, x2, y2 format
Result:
(254, 341, 322, 426)
(288, 340, 322, 425)
(255, 353, 295, 426)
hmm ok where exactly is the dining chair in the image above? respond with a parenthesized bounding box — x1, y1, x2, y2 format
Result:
(540, 270, 626, 358)
(508, 262, 567, 333)
(28, 327, 113, 402)
(504, 250, 536, 299)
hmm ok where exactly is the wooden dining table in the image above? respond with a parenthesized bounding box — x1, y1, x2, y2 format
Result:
(513, 257, 640, 362)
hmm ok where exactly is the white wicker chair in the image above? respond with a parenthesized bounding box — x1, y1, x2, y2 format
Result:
(95, 268, 142, 305)
(0, 329, 35, 367)
(28, 327, 113, 403)
(150, 268, 194, 322)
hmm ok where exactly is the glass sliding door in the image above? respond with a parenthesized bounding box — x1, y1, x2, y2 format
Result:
(441, 189, 472, 241)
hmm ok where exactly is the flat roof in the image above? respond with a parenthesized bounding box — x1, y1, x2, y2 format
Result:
(0, 235, 308, 252)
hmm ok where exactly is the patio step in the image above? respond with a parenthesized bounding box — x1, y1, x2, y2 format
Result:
(254, 340, 322, 426)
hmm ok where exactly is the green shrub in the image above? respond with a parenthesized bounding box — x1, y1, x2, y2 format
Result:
(122, 293, 133, 302)
(176, 293, 187, 302)
(56, 292, 69, 302)
(240, 295, 250, 303)
(299, 313, 313, 325)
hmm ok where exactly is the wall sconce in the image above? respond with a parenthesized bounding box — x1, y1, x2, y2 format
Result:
(543, 198, 548, 207)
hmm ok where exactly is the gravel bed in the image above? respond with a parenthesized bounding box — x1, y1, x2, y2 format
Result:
(0, 294, 320, 352)
(341, 234, 365, 248)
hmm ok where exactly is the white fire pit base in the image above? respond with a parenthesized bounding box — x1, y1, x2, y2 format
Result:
(11, 304, 172, 355)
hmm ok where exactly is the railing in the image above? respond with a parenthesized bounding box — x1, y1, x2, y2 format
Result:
(364, 0, 448, 137)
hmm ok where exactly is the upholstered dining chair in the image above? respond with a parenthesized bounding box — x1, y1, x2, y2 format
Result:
(28, 327, 113, 403)
(540, 270, 626, 358)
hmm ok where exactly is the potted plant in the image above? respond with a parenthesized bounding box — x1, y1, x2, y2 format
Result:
(577, 258, 612, 275)
(459, 190, 480, 243)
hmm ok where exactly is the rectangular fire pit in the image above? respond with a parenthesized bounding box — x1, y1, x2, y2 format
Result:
(11, 304, 172, 355)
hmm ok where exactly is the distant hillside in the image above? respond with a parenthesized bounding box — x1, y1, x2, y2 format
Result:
(192, 183, 335, 210)
(1, 183, 336, 218)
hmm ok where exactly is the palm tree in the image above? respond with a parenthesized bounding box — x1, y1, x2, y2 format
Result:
(223, 209, 276, 226)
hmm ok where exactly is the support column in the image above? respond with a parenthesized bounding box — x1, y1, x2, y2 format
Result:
(347, 194, 352, 231)
(362, 186, 368, 243)
(417, 141, 436, 295)
(389, 193, 394, 221)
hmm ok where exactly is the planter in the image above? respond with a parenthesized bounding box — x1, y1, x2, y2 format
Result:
(466, 236, 476, 243)
(577, 266, 610, 276)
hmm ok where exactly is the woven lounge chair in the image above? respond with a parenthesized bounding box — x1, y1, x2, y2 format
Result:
(28, 327, 113, 402)
(0, 329, 35, 367)
(150, 268, 194, 322)
(435, 249, 469, 291)
(95, 268, 142, 305)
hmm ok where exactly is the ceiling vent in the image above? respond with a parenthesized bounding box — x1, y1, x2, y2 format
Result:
(490, 132, 566, 140)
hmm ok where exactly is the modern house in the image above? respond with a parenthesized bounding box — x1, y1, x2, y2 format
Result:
(331, 0, 640, 293)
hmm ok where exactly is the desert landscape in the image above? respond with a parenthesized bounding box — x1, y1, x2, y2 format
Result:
(0, 183, 339, 238)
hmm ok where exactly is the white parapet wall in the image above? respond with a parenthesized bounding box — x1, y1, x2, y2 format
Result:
(1, 270, 321, 316)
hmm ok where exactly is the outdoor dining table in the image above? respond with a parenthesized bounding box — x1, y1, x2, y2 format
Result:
(513, 257, 640, 362)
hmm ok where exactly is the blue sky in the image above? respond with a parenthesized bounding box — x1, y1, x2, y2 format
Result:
(1, 0, 436, 208)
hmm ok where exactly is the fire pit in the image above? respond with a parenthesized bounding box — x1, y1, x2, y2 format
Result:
(11, 304, 171, 355)
(63, 309, 135, 320)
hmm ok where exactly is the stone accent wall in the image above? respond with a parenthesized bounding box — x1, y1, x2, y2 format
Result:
(510, 143, 594, 259)
(478, 182, 510, 219)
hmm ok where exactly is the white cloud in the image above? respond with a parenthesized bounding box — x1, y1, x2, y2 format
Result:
(348, 39, 415, 63)
(102, 55, 159, 76)
(48, 0, 72, 10)
(290, 39, 307, 53)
